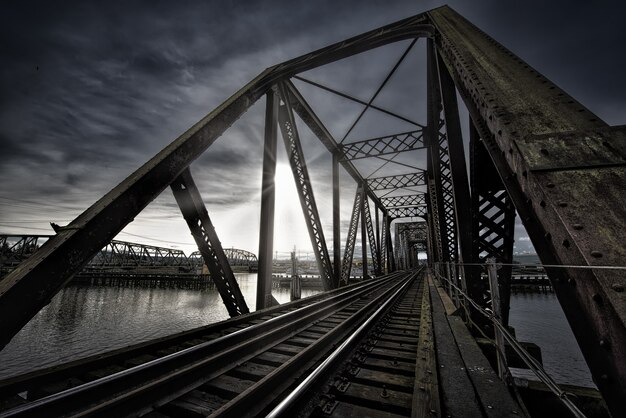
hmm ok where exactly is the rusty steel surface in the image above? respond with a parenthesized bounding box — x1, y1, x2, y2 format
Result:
(428, 6, 626, 414)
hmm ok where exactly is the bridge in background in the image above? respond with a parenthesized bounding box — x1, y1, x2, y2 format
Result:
(0, 235, 258, 275)
(0, 6, 623, 417)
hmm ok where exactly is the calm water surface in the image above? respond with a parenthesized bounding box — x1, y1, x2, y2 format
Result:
(0, 274, 593, 388)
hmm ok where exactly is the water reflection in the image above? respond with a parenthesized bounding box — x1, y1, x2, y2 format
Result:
(509, 292, 594, 388)
(0, 275, 593, 389)
(0, 273, 319, 379)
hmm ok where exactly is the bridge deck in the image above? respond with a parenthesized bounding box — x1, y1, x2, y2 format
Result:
(0, 269, 521, 417)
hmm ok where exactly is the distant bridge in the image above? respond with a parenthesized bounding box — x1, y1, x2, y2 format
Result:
(0, 234, 257, 274)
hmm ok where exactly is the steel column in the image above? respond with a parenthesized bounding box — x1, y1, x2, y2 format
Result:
(363, 192, 381, 276)
(360, 184, 368, 279)
(434, 43, 475, 302)
(256, 90, 279, 310)
(426, 39, 455, 265)
(332, 154, 341, 287)
(341, 187, 362, 285)
(171, 168, 249, 316)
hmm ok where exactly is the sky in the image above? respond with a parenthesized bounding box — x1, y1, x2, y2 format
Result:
(1, 0, 625, 258)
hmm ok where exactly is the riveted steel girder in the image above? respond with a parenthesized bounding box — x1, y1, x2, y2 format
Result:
(429, 6, 626, 414)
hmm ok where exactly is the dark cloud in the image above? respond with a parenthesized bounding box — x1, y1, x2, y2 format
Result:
(1, 0, 624, 253)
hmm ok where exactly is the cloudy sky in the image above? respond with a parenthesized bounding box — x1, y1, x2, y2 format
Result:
(1, 0, 624, 258)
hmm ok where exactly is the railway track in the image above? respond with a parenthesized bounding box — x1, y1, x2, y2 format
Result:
(0, 269, 424, 417)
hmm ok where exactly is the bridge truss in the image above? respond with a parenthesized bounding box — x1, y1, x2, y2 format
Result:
(0, 6, 624, 414)
(0, 235, 256, 273)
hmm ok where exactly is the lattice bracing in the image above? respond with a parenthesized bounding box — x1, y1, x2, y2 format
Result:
(341, 188, 362, 285)
(340, 130, 425, 160)
(367, 171, 427, 190)
(387, 206, 427, 219)
(277, 84, 334, 290)
(381, 194, 426, 208)
(363, 196, 381, 275)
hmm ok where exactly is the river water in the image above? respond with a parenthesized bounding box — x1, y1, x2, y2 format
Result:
(0, 273, 594, 388)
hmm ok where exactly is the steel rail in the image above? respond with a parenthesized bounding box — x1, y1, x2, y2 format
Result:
(266, 269, 420, 417)
(0, 275, 396, 398)
(212, 269, 422, 417)
(0, 273, 404, 418)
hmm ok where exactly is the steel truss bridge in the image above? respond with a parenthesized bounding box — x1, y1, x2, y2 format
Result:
(0, 6, 623, 417)
(0, 235, 257, 273)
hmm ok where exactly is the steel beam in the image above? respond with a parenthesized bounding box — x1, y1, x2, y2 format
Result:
(339, 130, 425, 160)
(332, 154, 341, 287)
(341, 188, 362, 285)
(277, 83, 334, 291)
(434, 41, 476, 305)
(429, 7, 626, 414)
(386, 216, 396, 272)
(171, 168, 249, 317)
(360, 184, 368, 279)
(257, 90, 279, 310)
(363, 192, 381, 276)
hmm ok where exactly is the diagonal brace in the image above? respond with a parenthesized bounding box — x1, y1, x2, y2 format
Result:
(276, 83, 334, 290)
(170, 168, 249, 316)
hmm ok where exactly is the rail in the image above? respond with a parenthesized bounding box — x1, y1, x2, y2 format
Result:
(0, 271, 418, 417)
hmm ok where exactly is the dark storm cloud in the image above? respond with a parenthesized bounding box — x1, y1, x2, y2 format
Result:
(1, 0, 625, 252)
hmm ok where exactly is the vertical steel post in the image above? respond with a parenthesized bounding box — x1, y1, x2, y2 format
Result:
(433, 44, 475, 314)
(375, 206, 382, 271)
(386, 216, 396, 272)
(361, 184, 368, 279)
(257, 90, 279, 310)
(487, 258, 508, 380)
(332, 154, 341, 287)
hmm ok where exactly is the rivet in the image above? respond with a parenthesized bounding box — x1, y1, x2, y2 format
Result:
(591, 251, 603, 258)
(562, 239, 570, 248)
(592, 293, 603, 303)
(544, 232, 552, 240)
(611, 283, 624, 292)
(568, 278, 576, 286)
(540, 148, 550, 156)
(600, 374, 609, 381)
(572, 224, 583, 230)
(599, 339, 610, 349)
(546, 182, 555, 188)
